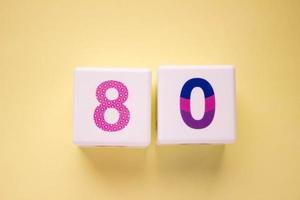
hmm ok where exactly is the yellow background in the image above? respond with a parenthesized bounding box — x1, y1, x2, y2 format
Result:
(1, 0, 300, 199)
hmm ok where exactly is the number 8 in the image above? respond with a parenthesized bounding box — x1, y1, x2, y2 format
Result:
(93, 80, 130, 132)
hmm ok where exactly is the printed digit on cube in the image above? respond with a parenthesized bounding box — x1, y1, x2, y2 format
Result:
(93, 80, 130, 132)
(180, 78, 215, 129)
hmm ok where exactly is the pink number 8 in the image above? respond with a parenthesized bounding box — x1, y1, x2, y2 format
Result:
(93, 80, 130, 132)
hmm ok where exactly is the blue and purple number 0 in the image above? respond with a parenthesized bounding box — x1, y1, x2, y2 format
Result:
(180, 78, 215, 129)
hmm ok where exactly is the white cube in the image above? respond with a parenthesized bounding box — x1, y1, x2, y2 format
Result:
(157, 65, 236, 144)
(73, 68, 151, 147)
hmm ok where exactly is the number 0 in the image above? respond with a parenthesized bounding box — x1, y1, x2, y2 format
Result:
(180, 78, 215, 129)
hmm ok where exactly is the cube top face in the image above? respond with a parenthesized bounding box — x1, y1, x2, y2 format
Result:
(158, 65, 236, 144)
(73, 68, 151, 147)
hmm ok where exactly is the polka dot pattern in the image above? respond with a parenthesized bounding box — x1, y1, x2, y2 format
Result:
(94, 80, 130, 132)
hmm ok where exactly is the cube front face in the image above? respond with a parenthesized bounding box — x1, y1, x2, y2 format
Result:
(158, 66, 236, 144)
(73, 68, 151, 147)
